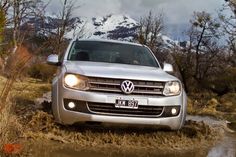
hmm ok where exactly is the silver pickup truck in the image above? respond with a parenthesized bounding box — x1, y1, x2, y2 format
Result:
(47, 39, 187, 130)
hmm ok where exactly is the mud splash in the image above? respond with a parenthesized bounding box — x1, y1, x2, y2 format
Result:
(187, 116, 236, 157)
(19, 111, 223, 157)
(207, 133, 236, 157)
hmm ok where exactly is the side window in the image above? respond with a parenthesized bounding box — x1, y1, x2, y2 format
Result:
(67, 42, 78, 60)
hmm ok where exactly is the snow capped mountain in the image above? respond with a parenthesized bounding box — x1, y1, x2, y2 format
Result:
(161, 35, 180, 48)
(24, 13, 181, 47)
(64, 14, 138, 40)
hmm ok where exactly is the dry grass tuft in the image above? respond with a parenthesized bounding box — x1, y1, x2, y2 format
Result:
(0, 103, 23, 150)
(188, 92, 236, 121)
(218, 93, 236, 112)
(27, 111, 56, 132)
(187, 93, 222, 118)
(0, 74, 50, 156)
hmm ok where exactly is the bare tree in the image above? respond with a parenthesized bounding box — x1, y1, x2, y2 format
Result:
(0, 0, 49, 75)
(220, 0, 236, 66)
(0, 1, 49, 111)
(0, 0, 10, 14)
(2, 0, 45, 50)
(46, 0, 78, 54)
(0, 0, 9, 45)
(188, 11, 221, 82)
(171, 12, 224, 93)
(136, 11, 164, 52)
(0, 5, 6, 45)
(10, 0, 38, 50)
(0, 1, 8, 72)
(171, 46, 194, 93)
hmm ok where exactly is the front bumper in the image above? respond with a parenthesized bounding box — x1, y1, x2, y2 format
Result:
(53, 86, 187, 130)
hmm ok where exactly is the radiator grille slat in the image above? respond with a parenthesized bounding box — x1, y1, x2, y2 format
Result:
(88, 77, 165, 96)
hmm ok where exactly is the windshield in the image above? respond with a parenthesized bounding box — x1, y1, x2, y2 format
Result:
(67, 41, 159, 68)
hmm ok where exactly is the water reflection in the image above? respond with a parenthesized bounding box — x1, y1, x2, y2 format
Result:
(51, 149, 209, 157)
(207, 133, 236, 157)
(49, 133, 236, 157)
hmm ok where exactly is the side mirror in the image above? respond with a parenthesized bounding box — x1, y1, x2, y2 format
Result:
(163, 63, 173, 73)
(47, 54, 60, 66)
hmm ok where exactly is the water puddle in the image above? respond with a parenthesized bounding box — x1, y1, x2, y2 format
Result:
(27, 115, 236, 157)
(47, 133, 236, 157)
(207, 133, 236, 157)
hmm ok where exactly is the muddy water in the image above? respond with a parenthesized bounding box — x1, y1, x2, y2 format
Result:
(187, 116, 236, 157)
(48, 133, 236, 157)
(50, 149, 208, 157)
(31, 116, 236, 157)
(207, 133, 236, 157)
(189, 116, 236, 157)
(48, 134, 236, 157)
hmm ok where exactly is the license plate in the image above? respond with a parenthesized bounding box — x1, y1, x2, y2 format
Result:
(115, 99, 138, 109)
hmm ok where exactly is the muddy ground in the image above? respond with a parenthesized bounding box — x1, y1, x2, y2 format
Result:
(10, 101, 223, 157)
(1, 109, 224, 157)
(0, 77, 234, 157)
(21, 112, 222, 157)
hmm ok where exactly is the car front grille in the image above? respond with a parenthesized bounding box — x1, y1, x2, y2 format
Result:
(87, 102, 164, 117)
(88, 77, 165, 96)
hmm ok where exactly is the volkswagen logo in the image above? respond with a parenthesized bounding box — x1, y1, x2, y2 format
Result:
(121, 80, 135, 94)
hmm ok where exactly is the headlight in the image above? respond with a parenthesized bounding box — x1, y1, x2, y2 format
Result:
(163, 81, 181, 96)
(64, 74, 89, 90)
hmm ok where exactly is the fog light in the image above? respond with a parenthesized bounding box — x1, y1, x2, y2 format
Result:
(68, 102, 76, 109)
(171, 108, 177, 115)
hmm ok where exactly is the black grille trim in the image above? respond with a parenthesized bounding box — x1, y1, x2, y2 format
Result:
(87, 102, 164, 118)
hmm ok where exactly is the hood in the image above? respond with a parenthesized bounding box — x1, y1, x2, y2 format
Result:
(64, 61, 178, 82)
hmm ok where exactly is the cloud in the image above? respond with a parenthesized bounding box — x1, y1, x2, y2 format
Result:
(46, 0, 122, 17)
(76, 0, 122, 17)
(45, 0, 225, 38)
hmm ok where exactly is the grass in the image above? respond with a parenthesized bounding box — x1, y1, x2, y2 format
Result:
(218, 93, 236, 112)
(0, 76, 6, 91)
(0, 75, 50, 155)
(0, 76, 50, 102)
(0, 103, 23, 150)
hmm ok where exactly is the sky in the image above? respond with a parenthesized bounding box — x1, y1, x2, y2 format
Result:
(45, 0, 227, 39)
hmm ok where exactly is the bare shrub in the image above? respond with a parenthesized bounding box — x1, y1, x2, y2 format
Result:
(0, 45, 31, 111)
(27, 63, 57, 82)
